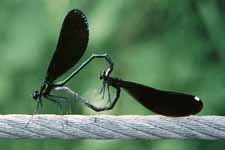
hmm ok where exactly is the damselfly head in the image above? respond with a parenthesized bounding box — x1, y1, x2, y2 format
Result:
(100, 68, 112, 80)
(32, 81, 50, 101)
(100, 70, 107, 80)
(32, 90, 40, 100)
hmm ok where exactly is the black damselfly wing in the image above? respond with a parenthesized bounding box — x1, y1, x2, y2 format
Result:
(46, 9, 89, 82)
(110, 78, 203, 116)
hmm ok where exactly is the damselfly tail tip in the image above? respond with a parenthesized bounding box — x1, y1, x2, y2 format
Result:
(191, 95, 203, 115)
(194, 96, 201, 101)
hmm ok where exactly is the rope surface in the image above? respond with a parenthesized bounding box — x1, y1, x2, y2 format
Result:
(0, 115, 224, 140)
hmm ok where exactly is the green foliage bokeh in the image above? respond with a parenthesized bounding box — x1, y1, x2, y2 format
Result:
(0, 0, 225, 149)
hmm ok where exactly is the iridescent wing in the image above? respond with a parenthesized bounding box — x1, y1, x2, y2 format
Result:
(118, 79, 203, 116)
(46, 9, 89, 82)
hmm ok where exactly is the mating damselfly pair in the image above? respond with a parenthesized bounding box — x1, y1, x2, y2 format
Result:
(33, 9, 203, 117)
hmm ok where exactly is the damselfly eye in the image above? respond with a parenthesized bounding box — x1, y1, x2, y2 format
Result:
(32, 90, 40, 100)
(99, 70, 107, 80)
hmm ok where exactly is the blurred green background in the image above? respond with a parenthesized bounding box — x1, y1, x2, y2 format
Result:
(0, 0, 225, 149)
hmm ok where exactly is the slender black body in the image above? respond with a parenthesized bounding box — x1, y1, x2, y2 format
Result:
(100, 73, 203, 117)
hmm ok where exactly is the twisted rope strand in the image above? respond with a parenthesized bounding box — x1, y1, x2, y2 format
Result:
(0, 115, 224, 140)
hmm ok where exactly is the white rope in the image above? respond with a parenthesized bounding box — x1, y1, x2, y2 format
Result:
(0, 115, 224, 140)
